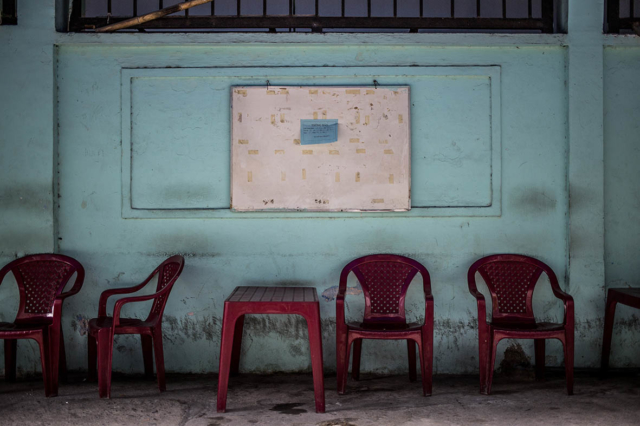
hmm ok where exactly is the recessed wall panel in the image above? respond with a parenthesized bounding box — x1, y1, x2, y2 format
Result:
(130, 77, 230, 209)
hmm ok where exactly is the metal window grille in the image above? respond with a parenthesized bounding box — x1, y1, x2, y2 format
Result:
(607, 0, 640, 33)
(69, 0, 555, 33)
(0, 0, 17, 25)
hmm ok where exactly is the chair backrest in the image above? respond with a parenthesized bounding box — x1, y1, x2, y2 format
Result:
(0, 254, 84, 322)
(146, 255, 184, 322)
(340, 254, 430, 324)
(468, 254, 559, 326)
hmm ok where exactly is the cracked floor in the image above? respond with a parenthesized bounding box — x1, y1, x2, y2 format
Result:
(0, 371, 639, 425)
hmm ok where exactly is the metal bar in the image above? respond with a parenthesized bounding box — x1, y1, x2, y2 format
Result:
(160, 0, 164, 8)
(451, 0, 454, 18)
(108, 0, 112, 15)
(419, 0, 423, 18)
(368, 0, 371, 18)
(476, 0, 480, 17)
(528, 0, 532, 19)
(134, 0, 138, 16)
(394, 0, 397, 17)
(78, 15, 550, 30)
(315, 0, 319, 16)
(211, 0, 215, 15)
(540, 0, 553, 33)
(289, 0, 293, 15)
(237, 0, 241, 16)
(264, 0, 268, 16)
(631, 0, 635, 18)
(341, 0, 345, 17)
(502, 0, 506, 18)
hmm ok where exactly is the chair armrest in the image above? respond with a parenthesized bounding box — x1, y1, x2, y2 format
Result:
(112, 289, 167, 326)
(468, 287, 488, 328)
(51, 298, 65, 326)
(57, 278, 84, 301)
(98, 281, 150, 317)
(553, 289, 574, 325)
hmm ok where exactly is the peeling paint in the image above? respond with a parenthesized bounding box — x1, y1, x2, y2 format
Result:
(321, 285, 362, 302)
(71, 314, 89, 336)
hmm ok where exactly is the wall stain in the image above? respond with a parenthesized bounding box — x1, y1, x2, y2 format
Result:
(70, 314, 89, 336)
(321, 285, 362, 302)
(499, 342, 533, 378)
(510, 187, 557, 216)
(164, 314, 220, 343)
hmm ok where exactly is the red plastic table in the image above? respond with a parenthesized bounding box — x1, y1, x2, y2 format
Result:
(217, 286, 325, 413)
(601, 288, 640, 371)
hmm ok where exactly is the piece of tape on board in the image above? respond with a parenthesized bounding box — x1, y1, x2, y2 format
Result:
(300, 119, 338, 145)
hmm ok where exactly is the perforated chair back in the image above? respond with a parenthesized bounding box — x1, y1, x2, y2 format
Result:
(0, 254, 84, 322)
(340, 254, 430, 324)
(146, 255, 184, 323)
(468, 254, 559, 325)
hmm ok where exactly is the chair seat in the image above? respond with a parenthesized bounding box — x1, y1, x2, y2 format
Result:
(490, 321, 565, 332)
(0, 321, 49, 336)
(346, 321, 423, 338)
(88, 317, 154, 335)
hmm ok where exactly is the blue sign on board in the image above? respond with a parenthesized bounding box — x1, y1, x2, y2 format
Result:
(300, 119, 338, 145)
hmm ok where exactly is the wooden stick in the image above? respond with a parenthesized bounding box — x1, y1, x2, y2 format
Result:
(95, 0, 213, 32)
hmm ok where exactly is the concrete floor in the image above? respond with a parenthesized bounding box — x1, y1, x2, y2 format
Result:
(0, 371, 639, 425)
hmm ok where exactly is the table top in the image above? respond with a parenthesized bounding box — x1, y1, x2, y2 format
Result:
(609, 288, 640, 298)
(226, 286, 318, 303)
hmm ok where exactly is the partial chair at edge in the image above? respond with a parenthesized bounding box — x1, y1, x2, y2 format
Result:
(336, 254, 434, 397)
(467, 254, 574, 395)
(0, 254, 84, 396)
(87, 255, 185, 398)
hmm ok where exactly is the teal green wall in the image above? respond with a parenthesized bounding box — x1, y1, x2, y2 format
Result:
(604, 46, 640, 367)
(0, 1, 638, 376)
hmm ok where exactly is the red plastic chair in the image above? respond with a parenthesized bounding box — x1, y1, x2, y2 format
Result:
(87, 255, 184, 398)
(467, 254, 574, 395)
(0, 254, 84, 396)
(336, 254, 433, 396)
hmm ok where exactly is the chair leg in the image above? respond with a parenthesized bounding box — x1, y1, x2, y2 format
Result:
(336, 328, 350, 395)
(34, 334, 52, 397)
(407, 339, 417, 382)
(601, 296, 618, 373)
(486, 334, 500, 395)
(152, 328, 166, 393)
(230, 315, 245, 377)
(478, 325, 489, 394)
(59, 329, 68, 383)
(217, 305, 240, 413)
(351, 339, 362, 381)
(421, 328, 433, 396)
(4, 339, 17, 383)
(535, 339, 545, 381)
(48, 326, 61, 397)
(87, 333, 98, 382)
(304, 308, 326, 413)
(564, 330, 574, 395)
(97, 329, 113, 398)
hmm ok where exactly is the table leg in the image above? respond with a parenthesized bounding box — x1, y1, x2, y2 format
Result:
(217, 304, 240, 413)
(601, 292, 618, 373)
(304, 305, 325, 413)
(230, 315, 245, 376)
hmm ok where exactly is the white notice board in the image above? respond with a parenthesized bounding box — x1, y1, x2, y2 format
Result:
(231, 86, 411, 212)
